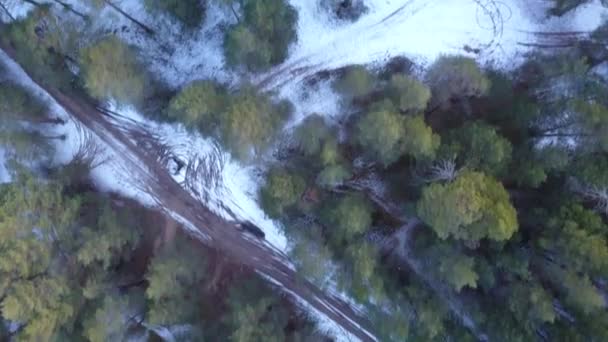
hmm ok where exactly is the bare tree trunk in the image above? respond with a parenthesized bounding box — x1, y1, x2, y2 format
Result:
(104, 0, 155, 36)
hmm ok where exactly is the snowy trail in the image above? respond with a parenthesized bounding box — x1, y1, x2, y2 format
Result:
(102, 104, 290, 251)
(259, 0, 607, 90)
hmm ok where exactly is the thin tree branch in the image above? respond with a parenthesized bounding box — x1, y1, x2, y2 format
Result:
(50, 0, 88, 20)
(104, 0, 155, 36)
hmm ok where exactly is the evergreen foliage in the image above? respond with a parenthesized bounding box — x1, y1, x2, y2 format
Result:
(144, 0, 206, 28)
(224, 0, 298, 71)
(79, 36, 147, 105)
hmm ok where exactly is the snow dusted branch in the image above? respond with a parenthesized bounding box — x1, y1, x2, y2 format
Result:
(412, 157, 461, 185)
(579, 186, 608, 215)
(569, 178, 608, 216)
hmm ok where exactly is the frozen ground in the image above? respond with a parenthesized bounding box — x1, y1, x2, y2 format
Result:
(104, 103, 289, 250)
(0, 148, 9, 183)
(0, 49, 159, 207)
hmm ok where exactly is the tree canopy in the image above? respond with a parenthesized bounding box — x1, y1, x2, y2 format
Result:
(0, 171, 143, 340)
(145, 235, 207, 326)
(222, 278, 288, 342)
(2, 6, 77, 86)
(167, 80, 227, 133)
(220, 86, 291, 160)
(333, 65, 375, 98)
(260, 168, 306, 218)
(439, 121, 513, 177)
(6, 3, 608, 340)
(356, 106, 439, 165)
(417, 171, 518, 244)
(0, 80, 56, 161)
(387, 73, 432, 112)
(292, 114, 332, 156)
(79, 36, 147, 105)
(166, 82, 291, 160)
(224, 0, 298, 71)
(426, 55, 490, 108)
(144, 0, 206, 28)
(321, 194, 372, 245)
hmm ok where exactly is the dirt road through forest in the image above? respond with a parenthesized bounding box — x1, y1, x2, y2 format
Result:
(0, 44, 376, 342)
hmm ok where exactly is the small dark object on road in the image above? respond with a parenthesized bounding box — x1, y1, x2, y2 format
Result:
(237, 221, 266, 239)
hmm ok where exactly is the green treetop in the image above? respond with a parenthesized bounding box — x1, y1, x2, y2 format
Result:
(440, 121, 512, 177)
(2, 6, 78, 86)
(80, 36, 147, 105)
(426, 55, 490, 108)
(224, 0, 298, 71)
(293, 114, 332, 156)
(222, 278, 288, 342)
(221, 86, 291, 160)
(260, 168, 305, 218)
(144, 0, 206, 28)
(356, 106, 439, 166)
(145, 235, 207, 326)
(387, 73, 431, 113)
(417, 171, 518, 244)
(321, 194, 372, 246)
(333, 65, 375, 99)
(539, 203, 608, 277)
(167, 80, 227, 133)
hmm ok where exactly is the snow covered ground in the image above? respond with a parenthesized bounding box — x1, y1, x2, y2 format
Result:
(0, 49, 161, 207)
(262, 272, 376, 342)
(282, 0, 607, 72)
(103, 103, 289, 250)
(0, 148, 9, 183)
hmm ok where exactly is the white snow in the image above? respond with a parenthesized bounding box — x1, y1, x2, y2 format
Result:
(261, 272, 376, 342)
(0, 0, 34, 21)
(0, 50, 157, 207)
(0, 148, 9, 183)
(82, 0, 239, 88)
(279, 77, 343, 128)
(257, 0, 608, 89)
(103, 102, 290, 251)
